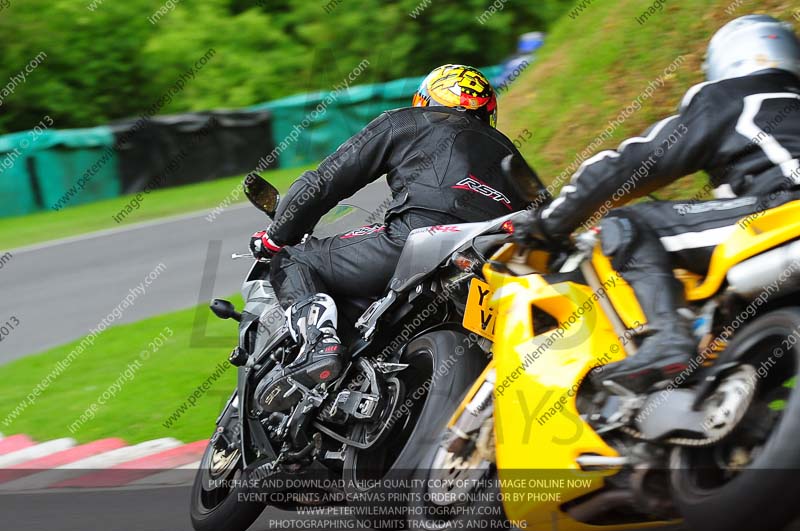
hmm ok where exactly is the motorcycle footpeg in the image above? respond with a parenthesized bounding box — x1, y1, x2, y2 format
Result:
(373, 362, 409, 374)
(228, 346, 248, 366)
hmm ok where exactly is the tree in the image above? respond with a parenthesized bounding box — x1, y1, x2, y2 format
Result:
(0, 0, 574, 134)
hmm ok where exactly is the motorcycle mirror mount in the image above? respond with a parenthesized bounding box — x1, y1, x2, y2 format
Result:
(501, 154, 552, 205)
(243, 172, 280, 217)
(210, 298, 242, 322)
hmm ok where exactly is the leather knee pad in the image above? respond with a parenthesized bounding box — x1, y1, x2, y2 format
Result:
(598, 214, 639, 272)
(599, 210, 673, 276)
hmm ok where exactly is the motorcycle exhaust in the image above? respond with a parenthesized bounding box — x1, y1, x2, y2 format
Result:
(727, 240, 800, 298)
(575, 455, 630, 470)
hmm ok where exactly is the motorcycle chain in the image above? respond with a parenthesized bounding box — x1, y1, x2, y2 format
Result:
(620, 365, 758, 448)
(619, 425, 732, 447)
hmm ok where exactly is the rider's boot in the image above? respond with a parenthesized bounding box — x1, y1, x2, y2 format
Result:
(593, 270, 696, 393)
(255, 294, 345, 412)
(284, 293, 345, 386)
(590, 213, 697, 393)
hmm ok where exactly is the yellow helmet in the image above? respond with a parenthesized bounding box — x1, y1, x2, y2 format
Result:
(412, 64, 498, 128)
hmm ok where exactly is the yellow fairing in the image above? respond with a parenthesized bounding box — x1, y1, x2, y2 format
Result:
(588, 200, 800, 320)
(685, 200, 800, 300)
(470, 201, 800, 529)
(591, 248, 646, 329)
(484, 265, 666, 530)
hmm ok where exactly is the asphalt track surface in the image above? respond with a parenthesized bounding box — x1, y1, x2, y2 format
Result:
(0, 179, 390, 365)
(0, 174, 386, 531)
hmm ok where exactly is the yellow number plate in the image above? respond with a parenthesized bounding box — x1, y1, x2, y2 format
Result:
(462, 278, 495, 341)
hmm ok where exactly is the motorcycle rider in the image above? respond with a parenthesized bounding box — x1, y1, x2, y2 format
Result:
(516, 15, 800, 392)
(250, 64, 539, 388)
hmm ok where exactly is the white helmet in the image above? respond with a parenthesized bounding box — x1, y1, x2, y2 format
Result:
(703, 15, 800, 82)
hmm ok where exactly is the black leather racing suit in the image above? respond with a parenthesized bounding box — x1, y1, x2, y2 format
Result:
(268, 106, 538, 308)
(541, 70, 800, 269)
(538, 70, 800, 390)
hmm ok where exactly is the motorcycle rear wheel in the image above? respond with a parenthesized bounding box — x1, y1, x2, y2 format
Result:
(671, 308, 800, 531)
(342, 330, 486, 530)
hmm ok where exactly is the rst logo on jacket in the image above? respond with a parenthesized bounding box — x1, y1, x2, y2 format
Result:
(340, 224, 386, 239)
(452, 174, 512, 210)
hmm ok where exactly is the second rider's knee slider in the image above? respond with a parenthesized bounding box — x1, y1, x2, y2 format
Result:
(598, 214, 639, 272)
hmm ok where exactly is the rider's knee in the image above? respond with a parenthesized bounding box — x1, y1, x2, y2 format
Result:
(269, 248, 287, 276)
(268, 249, 292, 290)
(598, 212, 641, 272)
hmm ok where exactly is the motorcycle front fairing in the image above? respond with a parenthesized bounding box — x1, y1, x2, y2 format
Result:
(477, 249, 678, 531)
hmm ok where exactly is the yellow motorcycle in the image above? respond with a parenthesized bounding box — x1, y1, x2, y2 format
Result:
(408, 187, 800, 531)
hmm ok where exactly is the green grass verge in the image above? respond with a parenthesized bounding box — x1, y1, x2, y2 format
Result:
(0, 165, 310, 251)
(0, 296, 245, 444)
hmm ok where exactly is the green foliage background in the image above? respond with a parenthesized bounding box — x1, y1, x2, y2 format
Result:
(0, 0, 572, 134)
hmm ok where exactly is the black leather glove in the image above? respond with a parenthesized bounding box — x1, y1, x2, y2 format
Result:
(509, 209, 553, 247)
(249, 229, 283, 259)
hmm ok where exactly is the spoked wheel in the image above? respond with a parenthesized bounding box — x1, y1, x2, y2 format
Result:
(343, 331, 486, 530)
(190, 438, 266, 531)
(671, 308, 800, 531)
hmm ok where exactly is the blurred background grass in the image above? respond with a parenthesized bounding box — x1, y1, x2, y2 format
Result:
(501, 0, 798, 199)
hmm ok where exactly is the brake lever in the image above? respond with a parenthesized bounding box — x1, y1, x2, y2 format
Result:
(231, 252, 271, 263)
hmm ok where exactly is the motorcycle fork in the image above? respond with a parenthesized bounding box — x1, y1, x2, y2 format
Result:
(580, 257, 638, 357)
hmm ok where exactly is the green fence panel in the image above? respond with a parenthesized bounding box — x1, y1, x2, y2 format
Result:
(0, 127, 120, 217)
(0, 131, 42, 217)
(1, 65, 505, 219)
(32, 127, 119, 212)
(249, 64, 504, 169)
(249, 75, 422, 167)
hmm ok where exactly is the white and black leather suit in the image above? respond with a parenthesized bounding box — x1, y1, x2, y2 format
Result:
(538, 69, 800, 390)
